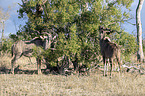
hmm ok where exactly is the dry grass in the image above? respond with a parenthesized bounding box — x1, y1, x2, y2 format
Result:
(0, 73, 144, 96)
(0, 54, 46, 72)
(0, 54, 145, 96)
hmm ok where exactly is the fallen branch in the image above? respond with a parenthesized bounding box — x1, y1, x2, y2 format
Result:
(122, 64, 145, 75)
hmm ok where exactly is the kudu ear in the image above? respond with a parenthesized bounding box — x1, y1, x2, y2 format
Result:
(104, 37, 111, 42)
(43, 36, 48, 39)
(40, 36, 44, 40)
(40, 36, 49, 41)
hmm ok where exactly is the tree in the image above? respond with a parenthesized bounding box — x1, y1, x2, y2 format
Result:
(136, 0, 144, 62)
(0, 7, 10, 46)
(13, 0, 134, 73)
(111, 32, 137, 62)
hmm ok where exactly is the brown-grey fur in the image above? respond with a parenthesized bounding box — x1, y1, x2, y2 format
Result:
(11, 36, 50, 74)
(99, 26, 121, 77)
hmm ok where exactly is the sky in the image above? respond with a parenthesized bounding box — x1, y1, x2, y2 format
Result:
(0, 0, 145, 38)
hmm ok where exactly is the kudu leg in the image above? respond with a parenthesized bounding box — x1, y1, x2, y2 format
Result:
(11, 55, 20, 74)
(103, 56, 107, 76)
(109, 58, 113, 77)
(117, 57, 121, 72)
(11, 57, 16, 74)
(37, 58, 42, 74)
(106, 58, 109, 71)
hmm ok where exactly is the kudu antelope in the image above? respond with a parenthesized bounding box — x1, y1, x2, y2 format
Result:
(99, 26, 121, 77)
(11, 34, 52, 74)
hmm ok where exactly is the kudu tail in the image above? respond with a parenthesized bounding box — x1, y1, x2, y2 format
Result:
(11, 45, 14, 57)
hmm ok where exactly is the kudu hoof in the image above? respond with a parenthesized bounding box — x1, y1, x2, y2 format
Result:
(103, 74, 107, 77)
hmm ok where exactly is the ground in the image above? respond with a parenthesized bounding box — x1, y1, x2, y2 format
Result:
(0, 54, 145, 96)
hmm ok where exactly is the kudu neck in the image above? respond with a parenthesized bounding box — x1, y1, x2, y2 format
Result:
(100, 33, 106, 41)
(43, 38, 49, 50)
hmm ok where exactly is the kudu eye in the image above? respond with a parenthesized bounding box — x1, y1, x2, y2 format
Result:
(106, 32, 110, 35)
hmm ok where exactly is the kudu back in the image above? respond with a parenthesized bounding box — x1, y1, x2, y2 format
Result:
(99, 26, 121, 77)
(11, 36, 50, 74)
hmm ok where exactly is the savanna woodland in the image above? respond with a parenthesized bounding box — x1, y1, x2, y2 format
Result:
(0, 0, 145, 95)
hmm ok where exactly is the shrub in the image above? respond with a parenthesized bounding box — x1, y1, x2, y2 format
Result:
(0, 38, 13, 55)
(111, 32, 137, 62)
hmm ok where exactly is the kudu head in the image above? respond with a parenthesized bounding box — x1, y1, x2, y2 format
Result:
(99, 26, 112, 39)
(40, 34, 51, 50)
(99, 26, 121, 39)
(40, 32, 57, 50)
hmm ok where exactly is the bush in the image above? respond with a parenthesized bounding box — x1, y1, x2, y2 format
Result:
(111, 32, 137, 62)
(0, 38, 13, 55)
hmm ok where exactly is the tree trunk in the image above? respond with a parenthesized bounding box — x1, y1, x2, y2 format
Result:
(1, 21, 5, 46)
(136, 0, 144, 62)
(73, 53, 79, 72)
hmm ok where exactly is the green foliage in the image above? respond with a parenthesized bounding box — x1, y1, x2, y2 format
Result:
(0, 38, 13, 54)
(111, 32, 137, 62)
(32, 45, 44, 60)
(66, 24, 81, 55)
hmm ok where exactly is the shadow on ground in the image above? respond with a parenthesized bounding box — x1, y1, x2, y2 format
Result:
(0, 65, 60, 75)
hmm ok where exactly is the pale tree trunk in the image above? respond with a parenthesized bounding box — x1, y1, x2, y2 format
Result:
(1, 21, 5, 46)
(136, 0, 144, 62)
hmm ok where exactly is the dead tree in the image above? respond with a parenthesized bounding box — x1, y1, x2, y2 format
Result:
(99, 26, 121, 77)
(136, 0, 144, 62)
